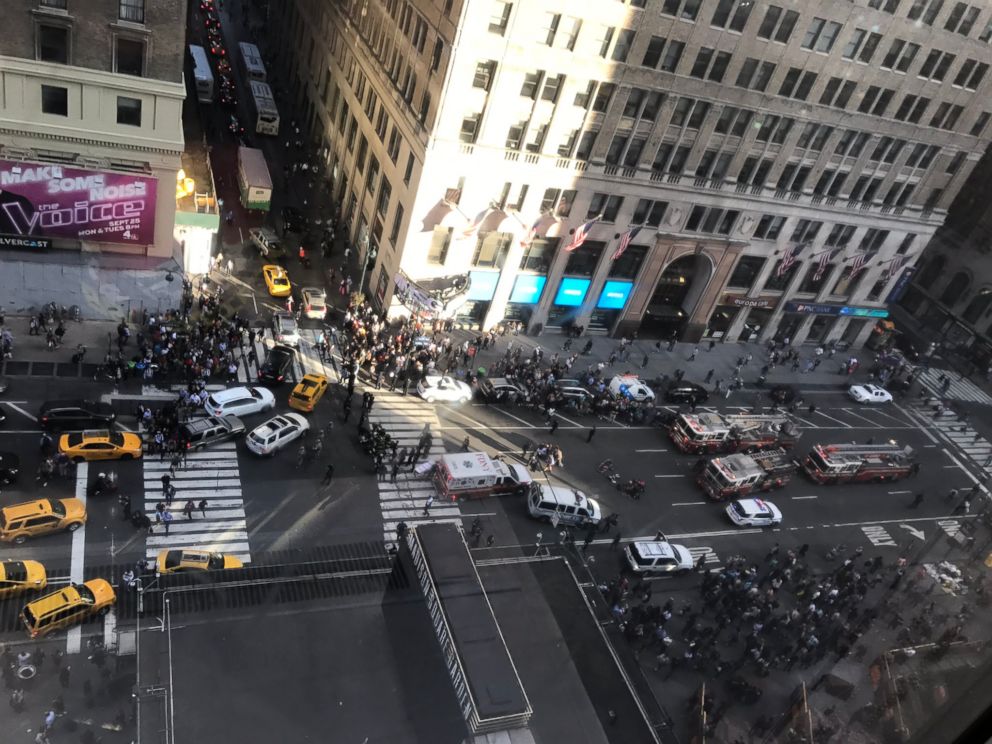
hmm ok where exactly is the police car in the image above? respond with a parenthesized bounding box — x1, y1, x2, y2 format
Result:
(608, 375, 656, 402)
(725, 498, 783, 527)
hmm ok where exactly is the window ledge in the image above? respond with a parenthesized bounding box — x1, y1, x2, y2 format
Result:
(31, 7, 73, 21)
(110, 20, 150, 37)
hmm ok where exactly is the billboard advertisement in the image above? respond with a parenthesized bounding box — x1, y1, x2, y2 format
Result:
(0, 159, 157, 246)
(467, 271, 500, 301)
(554, 278, 590, 307)
(509, 275, 546, 304)
(596, 281, 633, 310)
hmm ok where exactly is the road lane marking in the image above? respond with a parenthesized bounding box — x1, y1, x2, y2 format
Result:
(66, 461, 88, 655)
(672, 501, 706, 506)
(654, 474, 685, 478)
(791, 495, 818, 500)
(842, 408, 886, 426)
(811, 411, 853, 427)
(887, 490, 912, 494)
(636, 449, 668, 453)
(2, 402, 38, 422)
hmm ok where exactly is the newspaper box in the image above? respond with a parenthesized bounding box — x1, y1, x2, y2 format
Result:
(432, 451, 533, 501)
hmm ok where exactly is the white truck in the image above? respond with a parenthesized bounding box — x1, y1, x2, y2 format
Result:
(432, 452, 533, 501)
(237, 147, 272, 211)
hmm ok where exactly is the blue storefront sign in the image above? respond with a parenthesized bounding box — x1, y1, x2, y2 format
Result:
(554, 277, 590, 307)
(467, 270, 500, 301)
(784, 301, 889, 318)
(596, 281, 634, 310)
(509, 274, 547, 304)
(885, 266, 916, 304)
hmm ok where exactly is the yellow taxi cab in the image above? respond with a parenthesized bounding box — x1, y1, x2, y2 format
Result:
(262, 264, 292, 297)
(155, 549, 244, 574)
(288, 373, 329, 413)
(0, 498, 87, 544)
(21, 578, 115, 638)
(0, 560, 48, 599)
(58, 429, 143, 462)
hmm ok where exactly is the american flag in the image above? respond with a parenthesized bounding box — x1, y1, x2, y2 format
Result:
(458, 208, 491, 240)
(563, 215, 600, 252)
(611, 225, 643, 261)
(882, 255, 906, 281)
(519, 215, 543, 249)
(849, 251, 873, 279)
(812, 249, 838, 282)
(776, 243, 803, 278)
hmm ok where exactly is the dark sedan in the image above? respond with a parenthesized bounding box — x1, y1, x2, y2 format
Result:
(258, 344, 296, 384)
(664, 381, 711, 404)
(39, 400, 116, 430)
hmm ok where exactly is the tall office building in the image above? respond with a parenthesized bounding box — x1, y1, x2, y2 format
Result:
(272, 0, 992, 345)
(0, 0, 187, 318)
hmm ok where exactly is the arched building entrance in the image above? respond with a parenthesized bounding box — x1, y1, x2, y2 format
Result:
(638, 253, 714, 339)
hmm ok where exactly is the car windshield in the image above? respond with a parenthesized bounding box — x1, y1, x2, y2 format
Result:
(46, 499, 66, 517)
(249, 388, 262, 400)
(208, 554, 225, 570)
(3, 562, 26, 581)
(164, 551, 184, 569)
(108, 432, 125, 446)
(75, 584, 95, 605)
(730, 502, 748, 517)
(273, 277, 289, 287)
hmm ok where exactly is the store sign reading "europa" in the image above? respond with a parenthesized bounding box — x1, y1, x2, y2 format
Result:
(0, 159, 157, 246)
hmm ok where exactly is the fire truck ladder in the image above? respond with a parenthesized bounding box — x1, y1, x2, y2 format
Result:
(816, 443, 911, 457)
(724, 414, 792, 432)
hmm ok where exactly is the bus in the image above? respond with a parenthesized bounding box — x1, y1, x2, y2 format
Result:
(249, 80, 280, 136)
(189, 44, 214, 103)
(238, 41, 267, 83)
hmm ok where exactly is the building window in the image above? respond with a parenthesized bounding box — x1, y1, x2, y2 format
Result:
(609, 245, 649, 279)
(918, 49, 955, 81)
(690, 47, 732, 82)
(970, 111, 991, 136)
(541, 12, 561, 46)
(881, 39, 920, 71)
(489, 1, 512, 35)
(40, 0, 67, 7)
(801, 18, 843, 53)
(41, 85, 68, 116)
(521, 70, 544, 99)
(897, 234, 916, 254)
(377, 177, 392, 217)
(791, 219, 823, 243)
(431, 39, 445, 73)
(953, 59, 989, 90)
(541, 74, 564, 103)
(587, 193, 624, 222)
(427, 227, 453, 264)
(611, 29, 635, 62)
(473, 61, 496, 91)
(557, 190, 577, 217)
(525, 124, 548, 153)
(860, 228, 889, 251)
(632, 199, 669, 227)
(735, 58, 776, 91)
(753, 215, 785, 240)
(596, 26, 615, 58)
(472, 232, 512, 268)
(641, 36, 666, 68)
(685, 206, 739, 234)
(711, 0, 753, 32)
(389, 205, 404, 243)
(403, 154, 415, 185)
(116, 96, 142, 126)
(564, 241, 606, 277)
(506, 121, 527, 150)
(119, 0, 145, 23)
(591, 83, 615, 113)
(727, 256, 766, 289)
(756, 5, 799, 42)
(575, 130, 598, 161)
(459, 114, 480, 143)
(519, 238, 555, 273)
(38, 24, 69, 64)
(115, 37, 145, 77)
(661, 0, 702, 21)
(825, 223, 857, 248)
(764, 260, 799, 291)
(944, 2, 979, 34)
(660, 40, 685, 72)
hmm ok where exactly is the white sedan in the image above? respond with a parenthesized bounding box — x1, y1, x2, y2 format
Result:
(848, 383, 893, 404)
(272, 311, 300, 348)
(726, 498, 783, 527)
(246, 413, 310, 455)
(417, 375, 472, 404)
(301, 287, 327, 320)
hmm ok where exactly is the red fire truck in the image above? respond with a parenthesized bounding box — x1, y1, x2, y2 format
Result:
(668, 413, 800, 455)
(696, 449, 798, 501)
(802, 443, 916, 484)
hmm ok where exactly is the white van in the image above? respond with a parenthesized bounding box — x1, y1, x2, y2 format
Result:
(623, 541, 693, 575)
(527, 484, 601, 526)
(204, 386, 276, 418)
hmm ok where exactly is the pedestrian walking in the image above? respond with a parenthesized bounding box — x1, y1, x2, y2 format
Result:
(704, 369, 714, 383)
(162, 510, 173, 535)
(183, 500, 195, 520)
(461, 436, 471, 452)
(165, 483, 175, 505)
(390, 461, 399, 483)
(587, 426, 597, 443)
(59, 665, 71, 689)
(322, 463, 335, 485)
(689, 346, 698, 361)
(423, 494, 434, 515)
(549, 418, 559, 435)
(297, 443, 307, 467)
(198, 499, 208, 517)
(611, 532, 622, 550)
(521, 440, 531, 458)
(909, 492, 925, 508)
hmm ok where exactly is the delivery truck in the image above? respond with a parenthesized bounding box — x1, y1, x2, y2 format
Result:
(237, 146, 272, 211)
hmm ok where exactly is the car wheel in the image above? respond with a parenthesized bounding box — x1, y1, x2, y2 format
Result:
(99, 606, 111, 616)
(13, 534, 28, 545)
(67, 522, 82, 532)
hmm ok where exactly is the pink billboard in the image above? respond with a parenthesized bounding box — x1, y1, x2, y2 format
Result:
(0, 159, 157, 246)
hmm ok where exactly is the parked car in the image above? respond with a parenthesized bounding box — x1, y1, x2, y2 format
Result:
(249, 227, 284, 258)
(664, 381, 711, 404)
(178, 415, 245, 450)
(39, 400, 116, 430)
(204, 386, 276, 418)
(246, 413, 310, 455)
(301, 287, 328, 320)
(477, 377, 527, 403)
(258, 344, 297, 384)
(272, 311, 300, 347)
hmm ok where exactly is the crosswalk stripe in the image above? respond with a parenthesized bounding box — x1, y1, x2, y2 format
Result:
(915, 368, 992, 405)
